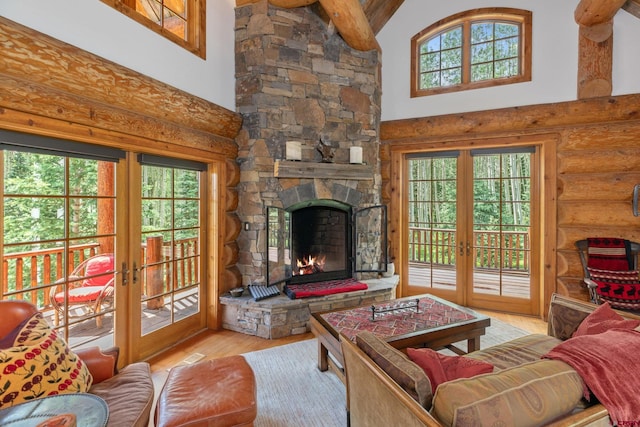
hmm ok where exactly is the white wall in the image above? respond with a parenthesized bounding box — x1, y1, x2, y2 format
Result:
(0, 0, 237, 112)
(378, 0, 640, 121)
(613, 10, 640, 96)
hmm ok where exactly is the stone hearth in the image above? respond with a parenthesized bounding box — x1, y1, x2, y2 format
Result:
(220, 277, 398, 339)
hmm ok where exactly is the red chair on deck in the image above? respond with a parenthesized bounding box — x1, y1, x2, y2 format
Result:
(576, 238, 640, 311)
(49, 253, 115, 328)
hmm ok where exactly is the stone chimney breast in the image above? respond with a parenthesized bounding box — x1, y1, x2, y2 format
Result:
(235, 1, 381, 286)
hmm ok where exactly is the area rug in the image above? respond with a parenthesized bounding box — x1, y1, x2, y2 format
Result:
(242, 317, 529, 427)
(283, 278, 368, 299)
(243, 339, 347, 427)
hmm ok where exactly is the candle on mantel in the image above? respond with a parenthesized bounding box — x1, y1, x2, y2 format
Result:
(350, 146, 363, 164)
(286, 141, 302, 161)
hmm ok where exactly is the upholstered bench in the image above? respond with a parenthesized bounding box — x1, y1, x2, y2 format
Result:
(155, 355, 257, 427)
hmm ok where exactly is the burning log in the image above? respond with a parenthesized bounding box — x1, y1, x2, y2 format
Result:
(295, 254, 326, 275)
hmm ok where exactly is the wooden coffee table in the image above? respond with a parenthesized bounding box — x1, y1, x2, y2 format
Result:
(310, 294, 490, 382)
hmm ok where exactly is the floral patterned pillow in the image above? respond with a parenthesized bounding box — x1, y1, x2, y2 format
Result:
(0, 312, 93, 408)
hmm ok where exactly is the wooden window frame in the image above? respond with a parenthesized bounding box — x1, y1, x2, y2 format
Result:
(411, 8, 531, 97)
(101, 0, 206, 59)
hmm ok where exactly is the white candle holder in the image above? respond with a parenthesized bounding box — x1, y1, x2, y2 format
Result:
(350, 146, 363, 164)
(286, 141, 302, 161)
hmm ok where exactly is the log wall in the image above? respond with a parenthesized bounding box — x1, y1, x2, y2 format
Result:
(381, 94, 640, 312)
(0, 16, 243, 329)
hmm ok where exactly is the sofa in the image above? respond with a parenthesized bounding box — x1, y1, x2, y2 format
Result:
(0, 300, 154, 427)
(341, 294, 640, 427)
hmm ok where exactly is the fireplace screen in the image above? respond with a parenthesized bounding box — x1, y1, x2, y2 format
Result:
(266, 203, 387, 286)
(266, 207, 291, 285)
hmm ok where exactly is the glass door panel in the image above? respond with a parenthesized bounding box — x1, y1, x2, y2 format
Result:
(354, 205, 387, 273)
(407, 155, 459, 294)
(139, 165, 201, 334)
(470, 150, 532, 302)
(132, 156, 205, 360)
(2, 150, 119, 349)
(266, 206, 291, 286)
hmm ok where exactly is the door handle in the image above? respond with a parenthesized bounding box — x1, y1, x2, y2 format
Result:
(121, 262, 129, 286)
(459, 241, 472, 256)
(132, 261, 138, 284)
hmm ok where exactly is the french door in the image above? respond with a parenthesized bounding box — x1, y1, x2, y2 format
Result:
(1, 131, 209, 361)
(404, 146, 539, 314)
(128, 155, 207, 361)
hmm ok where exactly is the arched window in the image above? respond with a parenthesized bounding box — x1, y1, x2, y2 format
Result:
(411, 8, 531, 97)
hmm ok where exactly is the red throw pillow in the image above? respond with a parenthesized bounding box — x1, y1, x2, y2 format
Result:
(406, 347, 494, 391)
(572, 301, 640, 337)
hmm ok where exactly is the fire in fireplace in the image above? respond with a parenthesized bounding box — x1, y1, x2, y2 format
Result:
(266, 201, 387, 286)
(290, 205, 350, 283)
(295, 254, 326, 276)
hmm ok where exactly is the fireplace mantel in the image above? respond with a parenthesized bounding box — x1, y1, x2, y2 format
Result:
(274, 160, 374, 180)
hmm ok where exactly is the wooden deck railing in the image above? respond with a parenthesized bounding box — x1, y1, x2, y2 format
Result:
(3, 237, 200, 308)
(409, 227, 530, 272)
(2, 243, 101, 307)
(140, 236, 200, 299)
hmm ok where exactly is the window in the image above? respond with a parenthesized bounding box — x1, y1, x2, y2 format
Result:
(101, 0, 206, 58)
(411, 8, 531, 97)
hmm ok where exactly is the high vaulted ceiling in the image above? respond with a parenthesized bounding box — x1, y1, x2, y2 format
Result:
(237, 0, 640, 51)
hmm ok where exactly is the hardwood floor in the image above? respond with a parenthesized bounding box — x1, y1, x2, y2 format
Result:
(147, 329, 314, 374)
(477, 309, 547, 335)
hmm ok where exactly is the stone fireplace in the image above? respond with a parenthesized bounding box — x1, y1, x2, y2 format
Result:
(234, 1, 383, 288)
(222, 1, 394, 338)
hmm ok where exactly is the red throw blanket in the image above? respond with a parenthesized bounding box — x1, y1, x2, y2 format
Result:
(283, 278, 368, 299)
(544, 329, 640, 426)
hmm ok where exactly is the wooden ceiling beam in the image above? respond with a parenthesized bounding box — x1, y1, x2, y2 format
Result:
(575, 0, 627, 26)
(269, 0, 317, 7)
(318, 0, 379, 51)
(267, 0, 379, 51)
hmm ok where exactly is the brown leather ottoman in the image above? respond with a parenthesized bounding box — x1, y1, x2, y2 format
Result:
(155, 355, 257, 427)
